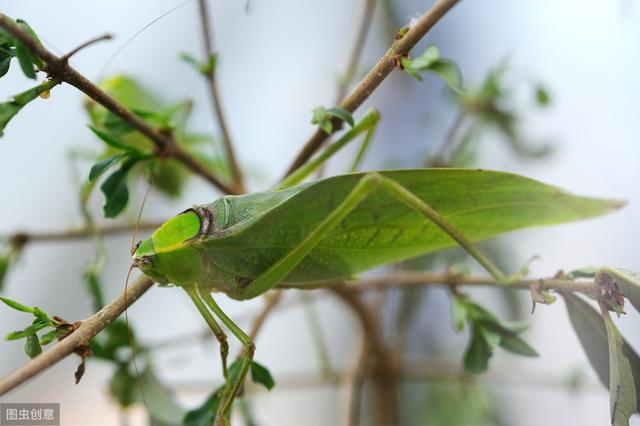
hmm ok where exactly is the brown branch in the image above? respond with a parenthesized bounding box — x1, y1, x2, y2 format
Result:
(330, 286, 398, 426)
(60, 33, 113, 62)
(0, 276, 154, 396)
(0, 15, 238, 195)
(334, 0, 377, 103)
(197, 0, 245, 192)
(248, 290, 283, 341)
(284, 0, 460, 176)
(2, 222, 163, 248)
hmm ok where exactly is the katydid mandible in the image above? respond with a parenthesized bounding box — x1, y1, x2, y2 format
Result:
(129, 112, 622, 424)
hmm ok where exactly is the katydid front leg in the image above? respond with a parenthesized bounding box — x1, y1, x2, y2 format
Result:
(243, 172, 512, 300)
(197, 288, 255, 426)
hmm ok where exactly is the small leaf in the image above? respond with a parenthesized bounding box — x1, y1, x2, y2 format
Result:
(566, 267, 599, 279)
(311, 106, 333, 134)
(0, 79, 57, 136)
(83, 270, 105, 310)
(14, 41, 35, 79)
(325, 107, 354, 127)
(89, 125, 140, 153)
(463, 325, 492, 374)
(427, 60, 463, 89)
(24, 334, 42, 358)
(39, 329, 61, 345)
(89, 154, 122, 182)
(498, 332, 539, 357)
(451, 296, 467, 332)
(15, 20, 43, 68)
(535, 85, 551, 106)
(5, 322, 47, 340)
(100, 158, 139, 218)
(0, 255, 9, 291)
(0, 297, 36, 313)
(250, 360, 275, 390)
(564, 293, 640, 417)
(603, 309, 638, 425)
(182, 385, 224, 426)
(0, 56, 12, 79)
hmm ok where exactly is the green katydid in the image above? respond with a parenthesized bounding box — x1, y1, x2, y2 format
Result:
(129, 110, 622, 424)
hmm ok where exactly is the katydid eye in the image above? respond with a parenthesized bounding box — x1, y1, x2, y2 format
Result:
(139, 256, 152, 267)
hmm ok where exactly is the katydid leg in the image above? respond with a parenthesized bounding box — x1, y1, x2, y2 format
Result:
(197, 288, 255, 426)
(183, 286, 230, 377)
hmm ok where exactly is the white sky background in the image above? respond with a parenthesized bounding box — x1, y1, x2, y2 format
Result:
(0, 1, 639, 425)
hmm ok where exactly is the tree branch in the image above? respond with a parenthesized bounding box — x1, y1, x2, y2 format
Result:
(284, 0, 460, 176)
(2, 222, 163, 248)
(0, 276, 154, 396)
(197, 0, 245, 193)
(60, 33, 113, 62)
(345, 272, 600, 295)
(0, 15, 238, 195)
(331, 286, 398, 426)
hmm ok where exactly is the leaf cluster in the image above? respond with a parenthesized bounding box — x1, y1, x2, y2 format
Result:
(311, 106, 354, 134)
(452, 295, 537, 374)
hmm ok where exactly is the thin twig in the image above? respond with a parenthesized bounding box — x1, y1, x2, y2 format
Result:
(197, 0, 245, 192)
(248, 290, 283, 341)
(331, 286, 398, 426)
(334, 0, 377, 103)
(0, 15, 238, 195)
(0, 276, 154, 396)
(2, 222, 163, 248)
(60, 33, 113, 62)
(284, 0, 460, 176)
(345, 272, 600, 295)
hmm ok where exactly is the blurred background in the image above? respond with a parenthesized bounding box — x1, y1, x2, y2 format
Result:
(0, 0, 639, 425)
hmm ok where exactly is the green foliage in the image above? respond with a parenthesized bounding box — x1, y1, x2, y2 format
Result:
(180, 52, 218, 75)
(0, 18, 43, 80)
(0, 79, 57, 136)
(0, 297, 73, 358)
(311, 106, 354, 134)
(250, 359, 276, 390)
(455, 61, 553, 162)
(85, 75, 229, 216)
(452, 295, 537, 374)
(401, 45, 462, 88)
(564, 294, 640, 425)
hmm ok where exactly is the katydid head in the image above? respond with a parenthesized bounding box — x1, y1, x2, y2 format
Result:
(132, 209, 204, 286)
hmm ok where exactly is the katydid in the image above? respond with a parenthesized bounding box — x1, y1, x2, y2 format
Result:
(127, 111, 622, 424)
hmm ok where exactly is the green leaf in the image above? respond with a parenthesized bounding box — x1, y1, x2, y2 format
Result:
(451, 296, 467, 332)
(15, 20, 43, 68)
(179, 52, 218, 75)
(13, 20, 43, 79)
(564, 294, 640, 420)
(89, 125, 140, 153)
(5, 322, 48, 340)
(99, 158, 139, 218)
(182, 385, 224, 426)
(0, 255, 9, 291)
(427, 60, 462, 89)
(137, 368, 185, 425)
(250, 360, 275, 390)
(109, 365, 137, 407)
(24, 334, 42, 358)
(0, 56, 12, 78)
(603, 310, 637, 425)
(325, 107, 354, 127)
(89, 154, 122, 182)
(83, 270, 105, 310)
(0, 79, 57, 136)
(39, 329, 62, 346)
(463, 325, 492, 374)
(0, 297, 36, 313)
(535, 85, 551, 106)
(498, 332, 539, 357)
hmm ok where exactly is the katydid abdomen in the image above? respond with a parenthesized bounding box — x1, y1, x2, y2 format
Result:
(133, 169, 621, 299)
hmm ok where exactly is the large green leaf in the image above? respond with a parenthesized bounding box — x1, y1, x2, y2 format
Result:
(564, 294, 640, 424)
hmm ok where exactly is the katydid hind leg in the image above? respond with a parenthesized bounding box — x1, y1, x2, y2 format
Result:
(183, 286, 230, 377)
(198, 288, 255, 426)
